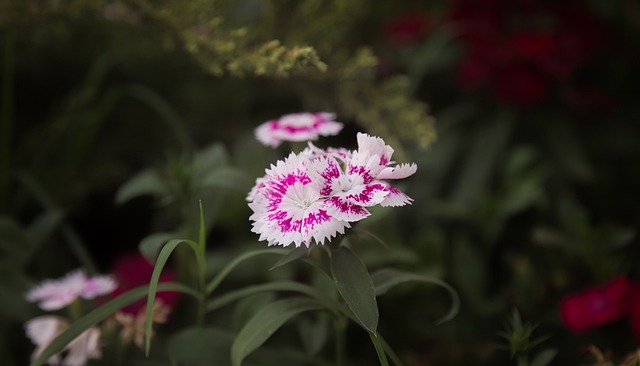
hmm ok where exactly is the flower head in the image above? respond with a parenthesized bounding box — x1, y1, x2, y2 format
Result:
(26, 270, 117, 311)
(255, 112, 343, 148)
(249, 152, 351, 247)
(560, 276, 632, 333)
(248, 132, 416, 247)
(25, 315, 102, 366)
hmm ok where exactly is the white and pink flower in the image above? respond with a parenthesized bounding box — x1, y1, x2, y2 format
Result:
(248, 132, 416, 247)
(25, 315, 102, 366)
(26, 270, 117, 311)
(255, 112, 344, 148)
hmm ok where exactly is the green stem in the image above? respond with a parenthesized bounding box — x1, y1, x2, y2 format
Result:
(334, 316, 347, 366)
(0, 30, 15, 211)
(369, 332, 389, 366)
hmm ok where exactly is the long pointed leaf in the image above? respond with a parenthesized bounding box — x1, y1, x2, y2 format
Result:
(30, 283, 197, 366)
(330, 246, 378, 334)
(145, 239, 200, 355)
(206, 280, 334, 313)
(205, 248, 288, 295)
(371, 268, 460, 325)
(231, 297, 324, 366)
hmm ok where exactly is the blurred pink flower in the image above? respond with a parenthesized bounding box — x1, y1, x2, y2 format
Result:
(25, 270, 117, 311)
(110, 252, 179, 314)
(255, 112, 343, 148)
(560, 277, 632, 333)
(25, 315, 102, 366)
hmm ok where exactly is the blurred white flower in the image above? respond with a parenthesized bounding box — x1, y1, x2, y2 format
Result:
(25, 316, 102, 366)
(255, 112, 343, 148)
(26, 269, 117, 311)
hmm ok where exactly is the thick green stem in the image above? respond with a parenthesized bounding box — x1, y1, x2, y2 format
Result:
(334, 316, 347, 366)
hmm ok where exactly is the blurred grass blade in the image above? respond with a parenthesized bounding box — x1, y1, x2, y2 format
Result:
(115, 169, 168, 205)
(205, 248, 288, 295)
(125, 84, 195, 151)
(371, 268, 460, 325)
(16, 172, 98, 273)
(531, 349, 558, 366)
(145, 239, 200, 355)
(139, 232, 180, 262)
(0, 30, 15, 209)
(330, 246, 378, 334)
(30, 283, 197, 366)
(230, 297, 324, 366)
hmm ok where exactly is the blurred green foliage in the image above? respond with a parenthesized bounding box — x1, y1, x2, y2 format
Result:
(2, 0, 640, 365)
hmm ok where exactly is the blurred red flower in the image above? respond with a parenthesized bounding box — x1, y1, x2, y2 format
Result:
(560, 277, 635, 335)
(449, 0, 608, 106)
(384, 11, 430, 45)
(628, 283, 640, 339)
(110, 252, 180, 314)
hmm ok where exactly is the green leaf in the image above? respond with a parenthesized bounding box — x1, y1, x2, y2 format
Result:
(145, 239, 200, 355)
(169, 327, 232, 366)
(206, 248, 288, 295)
(138, 232, 179, 262)
(27, 210, 64, 248)
(115, 169, 167, 205)
(0, 216, 31, 265)
(30, 283, 198, 366)
(330, 246, 378, 334)
(369, 332, 389, 366)
(192, 143, 229, 178)
(371, 268, 460, 325)
(269, 246, 311, 270)
(297, 315, 329, 357)
(206, 280, 332, 313)
(531, 349, 558, 366)
(231, 297, 324, 366)
(200, 166, 251, 191)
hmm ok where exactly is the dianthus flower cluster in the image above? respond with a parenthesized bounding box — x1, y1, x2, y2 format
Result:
(24, 270, 117, 366)
(247, 132, 416, 247)
(255, 112, 343, 148)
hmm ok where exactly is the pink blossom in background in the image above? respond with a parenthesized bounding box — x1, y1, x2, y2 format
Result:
(25, 270, 117, 311)
(25, 315, 102, 366)
(248, 132, 416, 247)
(110, 252, 179, 314)
(255, 112, 343, 148)
(560, 277, 633, 333)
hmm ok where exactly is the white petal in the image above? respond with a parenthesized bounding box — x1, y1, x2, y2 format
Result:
(325, 196, 371, 222)
(377, 163, 417, 180)
(81, 275, 117, 299)
(379, 184, 413, 207)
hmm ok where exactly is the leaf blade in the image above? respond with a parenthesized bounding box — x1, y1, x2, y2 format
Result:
(30, 283, 197, 366)
(371, 268, 460, 325)
(230, 297, 324, 366)
(330, 246, 378, 334)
